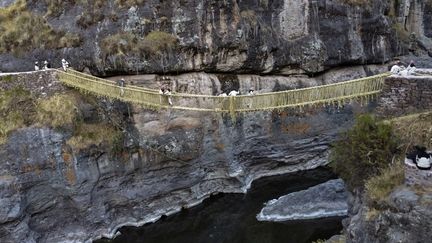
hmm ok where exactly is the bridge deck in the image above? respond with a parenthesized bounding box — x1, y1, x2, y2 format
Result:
(57, 69, 389, 113)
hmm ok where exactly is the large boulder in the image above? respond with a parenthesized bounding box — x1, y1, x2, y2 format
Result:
(257, 179, 348, 221)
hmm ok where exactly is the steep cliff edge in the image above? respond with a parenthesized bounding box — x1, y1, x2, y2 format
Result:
(0, 66, 383, 242)
(0, 0, 431, 75)
(336, 111, 432, 243)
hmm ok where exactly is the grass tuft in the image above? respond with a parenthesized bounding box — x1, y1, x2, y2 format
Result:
(115, 0, 145, 8)
(0, 87, 35, 144)
(365, 162, 405, 207)
(36, 93, 79, 128)
(388, 112, 432, 150)
(67, 123, 122, 151)
(330, 114, 400, 190)
(100, 31, 178, 58)
(0, 0, 81, 55)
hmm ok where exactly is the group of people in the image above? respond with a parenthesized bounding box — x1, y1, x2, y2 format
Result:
(34, 58, 69, 71)
(218, 89, 255, 97)
(390, 60, 417, 76)
(405, 146, 432, 170)
(156, 87, 256, 106)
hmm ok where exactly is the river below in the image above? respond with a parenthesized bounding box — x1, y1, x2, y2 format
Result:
(96, 167, 344, 243)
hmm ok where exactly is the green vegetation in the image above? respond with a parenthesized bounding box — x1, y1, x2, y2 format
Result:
(240, 10, 257, 25)
(0, 0, 81, 55)
(142, 31, 178, 54)
(388, 112, 432, 150)
(393, 22, 411, 43)
(75, 0, 106, 28)
(36, 93, 80, 128)
(340, 0, 370, 6)
(45, 0, 72, 17)
(115, 0, 145, 8)
(365, 162, 405, 207)
(100, 31, 178, 58)
(67, 123, 122, 152)
(0, 87, 124, 152)
(330, 114, 399, 190)
(361, 112, 432, 206)
(0, 87, 35, 144)
(0, 75, 16, 83)
(100, 32, 136, 57)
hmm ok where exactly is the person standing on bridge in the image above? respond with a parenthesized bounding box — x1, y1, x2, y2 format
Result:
(117, 78, 125, 96)
(164, 88, 173, 106)
(61, 58, 69, 71)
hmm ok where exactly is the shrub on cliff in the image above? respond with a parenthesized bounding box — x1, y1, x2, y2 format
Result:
(0, 87, 35, 144)
(0, 0, 81, 55)
(365, 162, 405, 207)
(330, 114, 399, 190)
(36, 93, 80, 128)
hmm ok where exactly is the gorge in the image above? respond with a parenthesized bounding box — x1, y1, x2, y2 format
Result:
(1, 0, 432, 242)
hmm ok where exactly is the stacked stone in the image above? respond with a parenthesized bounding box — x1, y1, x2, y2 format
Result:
(376, 75, 432, 117)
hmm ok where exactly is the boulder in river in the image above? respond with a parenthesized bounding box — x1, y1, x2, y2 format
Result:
(257, 179, 348, 221)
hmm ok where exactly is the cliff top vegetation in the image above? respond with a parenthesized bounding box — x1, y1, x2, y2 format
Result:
(0, 0, 81, 55)
(330, 114, 400, 190)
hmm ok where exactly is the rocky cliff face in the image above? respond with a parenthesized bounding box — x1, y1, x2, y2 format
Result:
(344, 186, 432, 243)
(0, 66, 382, 242)
(0, 0, 431, 75)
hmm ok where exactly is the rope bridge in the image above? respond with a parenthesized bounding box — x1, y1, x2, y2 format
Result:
(57, 69, 389, 113)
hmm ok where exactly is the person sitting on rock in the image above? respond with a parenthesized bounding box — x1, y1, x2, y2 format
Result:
(34, 61, 40, 71)
(390, 62, 404, 75)
(406, 146, 431, 170)
(43, 60, 49, 70)
(407, 60, 416, 75)
(416, 154, 431, 170)
(228, 90, 240, 96)
(61, 58, 69, 71)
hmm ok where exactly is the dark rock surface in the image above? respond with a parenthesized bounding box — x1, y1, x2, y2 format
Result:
(0, 0, 430, 75)
(257, 179, 348, 221)
(344, 186, 432, 243)
(376, 74, 432, 117)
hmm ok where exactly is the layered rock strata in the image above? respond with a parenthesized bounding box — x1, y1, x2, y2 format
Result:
(0, 0, 431, 75)
(0, 65, 381, 242)
(257, 179, 348, 221)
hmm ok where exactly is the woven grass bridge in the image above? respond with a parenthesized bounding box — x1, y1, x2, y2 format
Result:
(57, 69, 389, 113)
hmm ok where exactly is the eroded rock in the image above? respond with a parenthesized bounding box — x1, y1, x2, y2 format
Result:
(257, 179, 348, 221)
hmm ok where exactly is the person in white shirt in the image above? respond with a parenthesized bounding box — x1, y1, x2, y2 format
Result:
(34, 61, 39, 71)
(407, 61, 416, 75)
(390, 63, 403, 75)
(164, 88, 173, 105)
(43, 60, 49, 70)
(228, 90, 239, 96)
(61, 58, 69, 71)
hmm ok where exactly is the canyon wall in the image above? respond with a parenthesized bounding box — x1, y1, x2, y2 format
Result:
(0, 0, 430, 75)
(0, 66, 384, 242)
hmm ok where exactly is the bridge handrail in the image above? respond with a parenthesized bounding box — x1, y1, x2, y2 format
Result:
(61, 69, 389, 97)
(57, 69, 389, 112)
